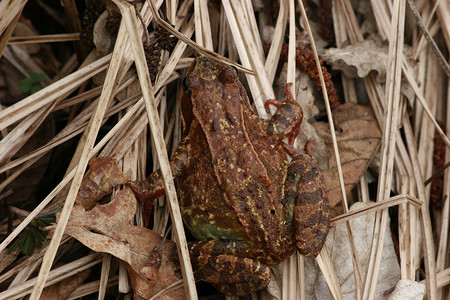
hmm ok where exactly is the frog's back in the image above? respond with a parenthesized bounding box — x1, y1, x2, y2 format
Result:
(178, 119, 296, 265)
(192, 84, 291, 249)
(181, 57, 297, 259)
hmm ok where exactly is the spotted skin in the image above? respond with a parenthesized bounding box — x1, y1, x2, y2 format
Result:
(128, 57, 330, 296)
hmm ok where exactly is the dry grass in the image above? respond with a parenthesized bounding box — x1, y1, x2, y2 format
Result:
(0, 0, 449, 299)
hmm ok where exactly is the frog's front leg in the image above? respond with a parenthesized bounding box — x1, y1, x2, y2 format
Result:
(189, 240, 271, 296)
(127, 137, 191, 224)
(265, 83, 303, 145)
(283, 153, 330, 258)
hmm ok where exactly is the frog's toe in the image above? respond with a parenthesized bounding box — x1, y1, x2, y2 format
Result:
(193, 254, 270, 296)
(127, 173, 165, 202)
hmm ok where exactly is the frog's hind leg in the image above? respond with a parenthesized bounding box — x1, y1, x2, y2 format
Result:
(189, 240, 271, 296)
(284, 153, 330, 258)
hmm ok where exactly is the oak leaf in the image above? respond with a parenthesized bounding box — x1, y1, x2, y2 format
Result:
(313, 103, 381, 207)
(316, 202, 401, 299)
(322, 40, 394, 82)
(62, 187, 184, 299)
(55, 157, 184, 299)
(75, 157, 128, 210)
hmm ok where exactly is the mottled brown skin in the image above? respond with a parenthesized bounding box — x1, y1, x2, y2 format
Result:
(128, 57, 330, 296)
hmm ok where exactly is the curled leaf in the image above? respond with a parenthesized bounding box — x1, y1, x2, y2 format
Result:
(322, 40, 412, 82)
(76, 157, 128, 210)
(60, 187, 184, 299)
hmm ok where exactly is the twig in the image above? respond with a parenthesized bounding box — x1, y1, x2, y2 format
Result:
(146, 0, 253, 74)
(113, 1, 198, 298)
(424, 160, 450, 186)
(406, 0, 450, 78)
(7, 33, 80, 44)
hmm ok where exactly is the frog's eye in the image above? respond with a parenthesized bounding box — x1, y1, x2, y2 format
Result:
(219, 66, 238, 83)
(182, 76, 189, 93)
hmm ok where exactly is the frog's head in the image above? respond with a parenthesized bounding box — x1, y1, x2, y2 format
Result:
(184, 56, 238, 91)
(180, 57, 239, 134)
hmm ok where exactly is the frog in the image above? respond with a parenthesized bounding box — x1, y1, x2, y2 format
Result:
(128, 56, 330, 296)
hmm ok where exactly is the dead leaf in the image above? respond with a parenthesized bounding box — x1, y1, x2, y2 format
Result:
(60, 187, 184, 299)
(313, 103, 381, 207)
(315, 202, 401, 299)
(40, 268, 91, 300)
(322, 40, 398, 82)
(76, 157, 128, 210)
(386, 279, 425, 300)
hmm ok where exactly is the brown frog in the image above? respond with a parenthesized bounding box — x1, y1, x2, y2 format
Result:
(128, 57, 330, 296)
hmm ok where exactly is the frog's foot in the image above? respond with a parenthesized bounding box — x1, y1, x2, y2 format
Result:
(194, 254, 270, 296)
(127, 172, 165, 226)
(264, 83, 303, 146)
(127, 171, 165, 202)
(283, 153, 330, 258)
(127, 136, 191, 202)
(189, 241, 271, 296)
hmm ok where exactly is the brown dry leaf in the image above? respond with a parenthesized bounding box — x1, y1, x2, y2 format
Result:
(76, 157, 128, 210)
(313, 103, 381, 207)
(61, 187, 184, 299)
(317, 202, 401, 299)
(40, 268, 91, 300)
(322, 40, 391, 82)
